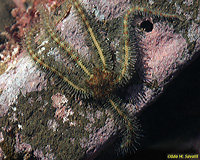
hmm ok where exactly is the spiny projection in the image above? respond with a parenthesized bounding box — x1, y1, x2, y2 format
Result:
(25, 0, 181, 155)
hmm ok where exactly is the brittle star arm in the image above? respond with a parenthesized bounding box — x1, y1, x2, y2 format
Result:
(25, 26, 90, 97)
(39, 7, 92, 78)
(115, 5, 181, 84)
(72, 0, 107, 71)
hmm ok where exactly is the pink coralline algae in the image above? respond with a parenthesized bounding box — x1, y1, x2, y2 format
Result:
(82, 0, 130, 20)
(141, 22, 188, 84)
(51, 93, 73, 123)
(33, 146, 55, 160)
(14, 133, 32, 153)
(0, 0, 200, 159)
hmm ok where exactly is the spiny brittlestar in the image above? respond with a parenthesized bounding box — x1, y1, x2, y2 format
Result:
(25, 0, 180, 154)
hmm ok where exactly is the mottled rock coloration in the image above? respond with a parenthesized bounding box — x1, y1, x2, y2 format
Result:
(0, 0, 199, 160)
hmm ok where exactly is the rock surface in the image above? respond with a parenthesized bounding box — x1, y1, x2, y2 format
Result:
(0, 0, 199, 159)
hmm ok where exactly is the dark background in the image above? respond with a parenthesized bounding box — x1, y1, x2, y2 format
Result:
(96, 51, 200, 160)
(121, 52, 200, 160)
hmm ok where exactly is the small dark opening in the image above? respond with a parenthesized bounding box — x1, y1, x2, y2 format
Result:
(140, 20, 153, 32)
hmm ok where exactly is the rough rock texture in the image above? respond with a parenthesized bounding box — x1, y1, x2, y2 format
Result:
(0, 0, 199, 159)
